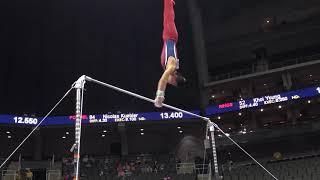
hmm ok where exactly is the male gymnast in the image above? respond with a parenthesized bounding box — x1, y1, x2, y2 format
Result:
(154, 0, 186, 108)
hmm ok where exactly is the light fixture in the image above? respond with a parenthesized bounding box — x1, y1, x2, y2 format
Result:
(8, 136, 12, 139)
(218, 134, 222, 137)
(228, 128, 231, 130)
(260, 108, 264, 112)
(264, 84, 267, 86)
(62, 136, 66, 139)
(140, 132, 144, 135)
(217, 116, 221, 120)
(225, 133, 230, 137)
(179, 130, 183, 133)
(300, 113, 302, 117)
(177, 126, 181, 129)
(102, 134, 106, 137)
(278, 105, 282, 109)
(266, 20, 270, 23)
(6, 131, 10, 134)
(140, 128, 144, 131)
(307, 100, 311, 104)
(66, 132, 69, 135)
(211, 95, 215, 98)
(310, 74, 313, 77)
(238, 112, 242, 116)
(103, 130, 107, 133)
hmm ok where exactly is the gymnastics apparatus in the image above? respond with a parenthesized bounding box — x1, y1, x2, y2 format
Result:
(0, 75, 279, 180)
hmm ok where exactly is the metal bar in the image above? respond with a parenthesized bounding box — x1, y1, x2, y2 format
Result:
(73, 76, 85, 180)
(209, 124, 219, 179)
(84, 76, 278, 180)
(85, 76, 211, 122)
(0, 88, 73, 169)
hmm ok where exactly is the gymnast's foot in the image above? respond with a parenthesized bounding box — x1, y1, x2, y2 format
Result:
(154, 90, 165, 108)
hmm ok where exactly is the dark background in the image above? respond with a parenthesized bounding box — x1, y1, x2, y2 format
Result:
(0, 0, 199, 116)
(1, 0, 320, 172)
(1, 0, 320, 116)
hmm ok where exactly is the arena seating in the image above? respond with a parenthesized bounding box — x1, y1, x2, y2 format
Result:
(221, 154, 320, 180)
(4, 153, 320, 179)
(62, 154, 197, 180)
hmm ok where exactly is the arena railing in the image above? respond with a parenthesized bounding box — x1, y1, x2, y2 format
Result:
(176, 163, 196, 174)
(46, 170, 61, 180)
(1, 170, 17, 180)
(211, 53, 320, 81)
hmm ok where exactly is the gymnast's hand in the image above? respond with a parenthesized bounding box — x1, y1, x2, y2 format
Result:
(154, 92, 165, 108)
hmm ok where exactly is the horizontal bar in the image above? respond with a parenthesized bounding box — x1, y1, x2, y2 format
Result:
(85, 76, 211, 122)
(84, 76, 278, 180)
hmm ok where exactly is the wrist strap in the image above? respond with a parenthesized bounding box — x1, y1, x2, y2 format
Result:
(156, 90, 165, 97)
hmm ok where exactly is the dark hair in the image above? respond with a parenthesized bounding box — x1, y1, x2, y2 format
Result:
(176, 72, 187, 87)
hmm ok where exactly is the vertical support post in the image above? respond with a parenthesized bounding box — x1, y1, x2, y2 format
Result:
(208, 162, 212, 180)
(209, 122, 219, 179)
(33, 128, 42, 161)
(73, 76, 86, 180)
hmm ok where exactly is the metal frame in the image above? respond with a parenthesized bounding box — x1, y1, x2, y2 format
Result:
(71, 75, 278, 180)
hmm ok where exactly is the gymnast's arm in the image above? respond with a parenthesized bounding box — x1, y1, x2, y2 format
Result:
(157, 57, 177, 92)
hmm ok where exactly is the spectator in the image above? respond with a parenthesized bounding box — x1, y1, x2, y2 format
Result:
(147, 164, 153, 173)
(64, 173, 72, 180)
(125, 161, 131, 172)
(130, 161, 136, 172)
(83, 155, 89, 164)
(136, 156, 141, 164)
(104, 157, 109, 166)
(89, 155, 96, 165)
(228, 160, 233, 172)
(153, 161, 159, 173)
(141, 162, 147, 174)
(160, 164, 165, 172)
(99, 169, 104, 176)
(26, 169, 33, 180)
(15, 170, 21, 180)
(117, 163, 125, 177)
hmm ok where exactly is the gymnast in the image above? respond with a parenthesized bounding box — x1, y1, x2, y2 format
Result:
(154, 0, 186, 108)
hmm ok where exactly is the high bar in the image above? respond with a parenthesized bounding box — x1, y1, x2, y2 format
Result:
(85, 76, 211, 123)
(82, 75, 279, 180)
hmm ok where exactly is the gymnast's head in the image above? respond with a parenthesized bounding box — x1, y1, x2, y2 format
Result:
(168, 71, 187, 87)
